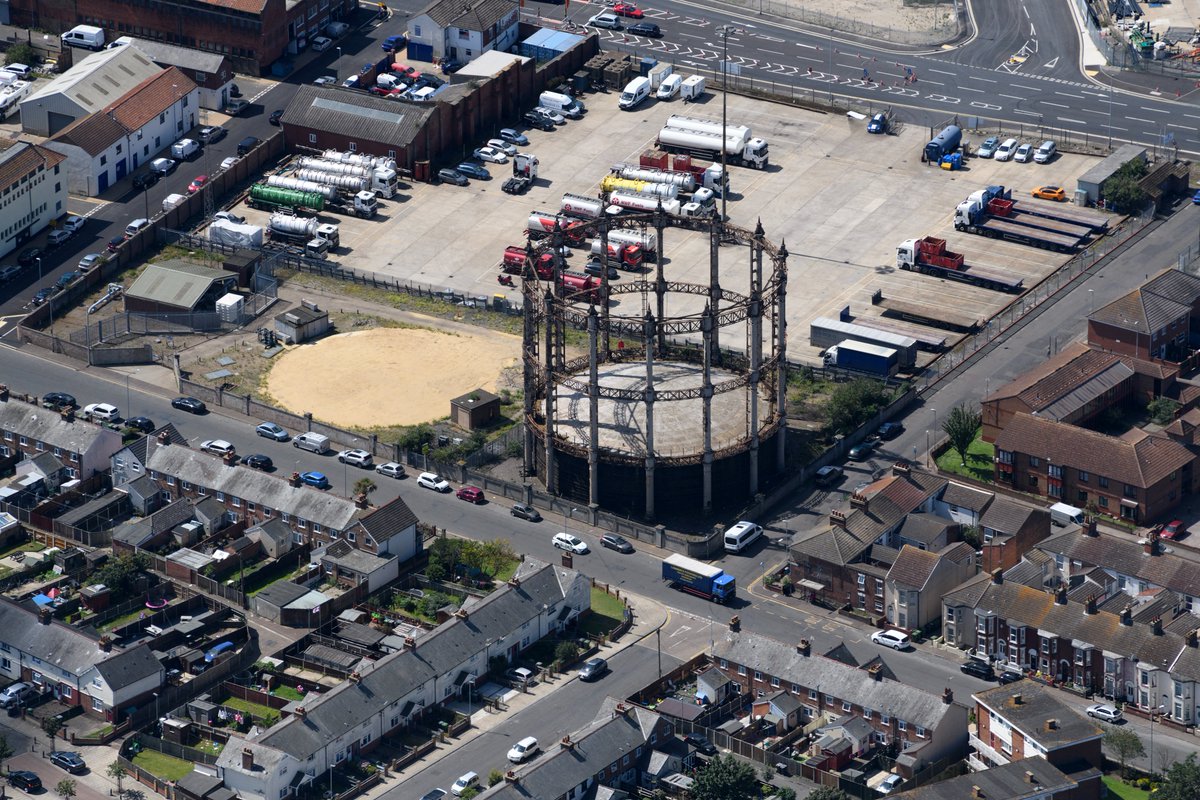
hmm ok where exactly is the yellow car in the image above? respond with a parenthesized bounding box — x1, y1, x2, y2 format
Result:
(1031, 186, 1066, 202)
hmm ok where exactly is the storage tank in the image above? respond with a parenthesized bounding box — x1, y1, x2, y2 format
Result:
(269, 213, 320, 240)
(249, 184, 325, 213)
(657, 126, 752, 157)
(606, 228, 658, 253)
(600, 175, 678, 199)
(527, 211, 586, 242)
(294, 169, 370, 193)
(560, 193, 604, 219)
(608, 192, 681, 215)
(296, 157, 372, 178)
(614, 164, 696, 191)
(663, 114, 753, 143)
(924, 125, 963, 162)
(266, 175, 339, 202)
(321, 149, 397, 171)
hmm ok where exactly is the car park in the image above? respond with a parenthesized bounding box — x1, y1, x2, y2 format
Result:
(960, 658, 995, 680)
(200, 439, 236, 457)
(552, 532, 588, 553)
(1086, 703, 1122, 723)
(42, 393, 75, 409)
(588, 11, 622, 29)
(83, 402, 120, 422)
(456, 485, 485, 503)
(376, 462, 405, 478)
(976, 136, 1000, 158)
(1032, 186, 1067, 202)
(172, 396, 206, 413)
(877, 422, 904, 439)
(522, 112, 556, 131)
(8, 771, 41, 792)
(242, 454, 273, 471)
(848, 440, 877, 461)
(1033, 140, 1057, 163)
(876, 774, 903, 795)
(627, 22, 662, 37)
(600, 533, 633, 553)
(993, 138, 1018, 162)
(498, 128, 529, 146)
(437, 168, 469, 186)
(311, 36, 333, 52)
(533, 106, 566, 125)
(417, 472, 452, 492)
(187, 175, 209, 193)
(455, 162, 491, 180)
(268, 109, 284, 125)
(511, 502, 542, 522)
(684, 733, 717, 756)
(486, 138, 518, 157)
(1014, 142, 1034, 163)
(49, 752, 86, 775)
(125, 417, 155, 433)
(150, 157, 177, 175)
(870, 629, 911, 651)
(337, 449, 373, 467)
(300, 471, 331, 489)
(78, 253, 102, 271)
(579, 657, 609, 681)
(198, 126, 227, 144)
(507, 736, 539, 763)
(814, 465, 843, 488)
(473, 145, 508, 163)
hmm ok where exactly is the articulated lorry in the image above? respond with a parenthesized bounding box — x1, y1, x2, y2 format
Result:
(502, 245, 555, 278)
(268, 213, 340, 247)
(661, 554, 736, 603)
(971, 185, 1109, 232)
(656, 114, 769, 169)
(590, 239, 643, 268)
(607, 190, 714, 218)
(248, 184, 325, 214)
(822, 340, 899, 377)
(527, 211, 588, 244)
(600, 175, 678, 200)
(295, 156, 398, 198)
(896, 237, 1025, 293)
(266, 175, 339, 203)
(560, 193, 606, 220)
(953, 198, 1085, 252)
(320, 149, 397, 171)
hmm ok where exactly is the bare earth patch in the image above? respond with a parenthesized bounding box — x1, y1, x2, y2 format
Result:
(266, 327, 520, 427)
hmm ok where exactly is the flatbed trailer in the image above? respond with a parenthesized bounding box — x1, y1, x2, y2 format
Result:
(856, 318, 948, 351)
(877, 296, 981, 332)
(1020, 198, 1110, 232)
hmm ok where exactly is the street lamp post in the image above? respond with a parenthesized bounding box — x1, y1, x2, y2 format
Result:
(927, 408, 936, 467)
(717, 26, 735, 223)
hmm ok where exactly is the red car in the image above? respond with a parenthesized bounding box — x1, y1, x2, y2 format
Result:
(187, 175, 209, 193)
(613, 3, 644, 17)
(456, 485, 485, 504)
(1161, 520, 1187, 540)
(367, 86, 390, 96)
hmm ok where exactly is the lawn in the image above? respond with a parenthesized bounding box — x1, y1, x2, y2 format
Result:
(224, 697, 280, 726)
(133, 750, 195, 782)
(492, 556, 521, 584)
(1102, 776, 1150, 800)
(272, 685, 306, 702)
(99, 606, 160, 633)
(935, 432, 994, 482)
(579, 587, 627, 638)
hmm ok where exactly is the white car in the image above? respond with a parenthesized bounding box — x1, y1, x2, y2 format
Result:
(876, 774, 903, 795)
(417, 472, 451, 492)
(199, 439, 237, 457)
(376, 462, 406, 479)
(1086, 703, 1122, 723)
(338, 449, 374, 467)
(342, 75, 359, 88)
(486, 138, 518, 157)
(552, 532, 588, 554)
(62, 215, 86, 234)
(870, 629, 911, 651)
(314, 76, 337, 86)
(507, 736, 539, 763)
(1033, 140, 1057, 164)
(1014, 142, 1034, 163)
(150, 157, 177, 175)
(533, 106, 566, 125)
(588, 11, 622, 29)
(993, 138, 1018, 162)
(311, 36, 333, 52)
(220, 156, 240, 171)
(83, 403, 120, 422)
(473, 146, 508, 164)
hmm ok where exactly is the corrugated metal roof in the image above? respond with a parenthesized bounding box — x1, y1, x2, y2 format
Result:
(125, 261, 230, 309)
(280, 85, 433, 148)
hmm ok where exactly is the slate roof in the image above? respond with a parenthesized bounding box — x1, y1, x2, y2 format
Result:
(419, 0, 515, 29)
(120, 474, 160, 504)
(939, 482, 994, 514)
(984, 342, 1133, 423)
(112, 498, 195, 546)
(1142, 268, 1200, 308)
(0, 598, 103, 676)
(126, 39, 228, 74)
(980, 499, 1045, 536)
(144, 440, 362, 531)
(897, 513, 954, 546)
(355, 496, 418, 543)
(697, 666, 731, 690)
(95, 643, 163, 690)
(0, 143, 66, 191)
(1037, 529, 1200, 598)
(791, 525, 871, 566)
(711, 631, 955, 729)
(891, 758, 1073, 800)
(995, 413, 1194, 490)
(763, 689, 802, 716)
(0, 399, 120, 454)
(888, 545, 940, 590)
(25, 46, 161, 115)
(974, 681, 1102, 750)
(322, 540, 394, 576)
(119, 424, 187, 467)
(280, 85, 434, 148)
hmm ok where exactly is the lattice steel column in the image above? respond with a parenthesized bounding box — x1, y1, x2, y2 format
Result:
(643, 311, 657, 519)
(655, 208, 668, 352)
(522, 246, 538, 478)
(776, 241, 789, 471)
(542, 288, 557, 493)
(708, 217, 722, 364)
(747, 221, 765, 497)
(701, 303, 715, 513)
(597, 214, 611, 360)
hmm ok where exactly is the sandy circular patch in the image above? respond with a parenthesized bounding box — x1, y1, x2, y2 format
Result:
(266, 327, 520, 427)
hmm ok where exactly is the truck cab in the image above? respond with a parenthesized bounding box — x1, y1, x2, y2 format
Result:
(352, 191, 378, 218)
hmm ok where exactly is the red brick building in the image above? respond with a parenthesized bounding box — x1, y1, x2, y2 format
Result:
(1087, 269, 1200, 364)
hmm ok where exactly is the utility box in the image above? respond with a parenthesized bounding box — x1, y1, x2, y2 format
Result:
(215, 293, 244, 324)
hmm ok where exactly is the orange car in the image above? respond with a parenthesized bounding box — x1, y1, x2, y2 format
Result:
(1031, 186, 1066, 202)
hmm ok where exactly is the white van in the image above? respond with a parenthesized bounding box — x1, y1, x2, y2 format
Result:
(724, 520, 764, 553)
(61, 25, 105, 50)
(292, 432, 331, 454)
(656, 74, 682, 100)
(1049, 502, 1085, 527)
(538, 90, 584, 118)
(376, 73, 405, 90)
(619, 77, 651, 110)
(170, 138, 200, 161)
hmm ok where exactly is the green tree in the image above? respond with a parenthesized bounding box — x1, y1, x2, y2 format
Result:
(774, 789, 797, 800)
(458, 787, 480, 800)
(1102, 159, 1148, 212)
(827, 379, 892, 435)
(553, 640, 579, 667)
(352, 477, 377, 500)
(426, 536, 462, 582)
(691, 754, 759, 800)
(55, 779, 76, 800)
(96, 552, 150, 597)
(486, 769, 504, 787)
(41, 715, 64, 739)
(1159, 753, 1200, 800)
(960, 524, 981, 549)
(1104, 726, 1145, 778)
(0, 733, 12, 768)
(942, 402, 982, 467)
(479, 539, 516, 578)
(106, 762, 127, 795)
(804, 788, 851, 800)
(5, 44, 36, 68)
(1147, 397, 1181, 425)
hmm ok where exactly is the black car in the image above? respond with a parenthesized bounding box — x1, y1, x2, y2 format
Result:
(31, 287, 54, 306)
(960, 659, 995, 680)
(42, 392, 76, 410)
(877, 422, 905, 440)
(627, 22, 662, 37)
(522, 111, 556, 131)
(456, 162, 491, 181)
(8, 771, 41, 791)
(17, 247, 41, 267)
(48, 752, 85, 775)
(814, 465, 843, 488)
(243, 454, 274, 471)
(125, 417, 156, 434)
(269, 109, 284, 125)
(511, 503, 542, 522)
(171, 396, 207, 413)
(684, 733, 717, 756)
(437, 168, 469, 186)
(600, 534, 634, 553)
(997, 670, 1024, 685)
(584, 260, 619, 280)
(229, 83, 242, 98)
(131, 171, 159, 190)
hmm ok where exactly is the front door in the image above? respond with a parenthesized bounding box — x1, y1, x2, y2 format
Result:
(97, 171, 109, 193)
(115, 159, 127, 180)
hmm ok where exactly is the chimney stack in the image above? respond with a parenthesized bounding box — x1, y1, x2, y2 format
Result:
(1025, 770, 1038, 785)
(796, 639, 811, 657)
(296, 707, 306, 718)
(1120, 605, 1133, 626)
(991, 568, 1003, 585)
(1145, 532, 1159, 556)
(971, 786, 985, 800)
(868, 664, 883, 681)
(1011, 693, 1023, 705)
(404, 636, 416, 648)
(943, 687, 953, 705)
(454, 608, 468, 620)
(1152, 616, 1163, 636)
(507, 577, 520, 589)
(1055, 585, 1067, 605)
(38, 607, 51, 625)
(1084, 595, 1097, 615)
(892, 462, 911, 477)
(830, 509, 848, 530)
(349, 672, 361, 684)
(242, 748, 254, 771)
(850, 493, 869, 511)
(1045, 719, 1059, 732)
(1187, 629, 1199, 648)
(1086, 518, 1099, 537)
(504, 771, 518, 784)
(561, 734, 575, 751)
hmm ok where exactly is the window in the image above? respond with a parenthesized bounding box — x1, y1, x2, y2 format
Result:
(198, 486, 206, 495)
(0, 658, 8, 671)
(897, 720, 907, 731)
(1028, 475, 1038, 488)
(719, 659, 727, 669)
(309, 134, 317, 144)
(1124, 484, 1137, 499)
(360, 733, 371, 746)
(808, 689, 817, 700)
(771, 677, 780, 688)
(1099, 476, 1109, 489)
(297, 519, 307, 529)
(92, 697, 104, 711)
(1048, 464, 1063, 479)
(863, 708, 872, 719)
(165, 476, 175, 486)
(737, 665, 746, 676)
(313, 523, 323, 534)
(348, 142, 357, 151)
(753, 670, 762, 681)
(231, 497, 241, 508)
(1030, 456, 1040, 467)
(843, 701, 852, 712)
(857, 573, 866, 585)
(247, 502, 256, 513)
(1099, 496, 1109, 509)
(881, 713, 890, 724)
(282, 513, 291, 523)
(1078, 470, 1089, 483)
(414, 24, 422, 35)
(623, 754, 631, 766)
(217, 491, 225, 501)
(60, 686, 72, 699)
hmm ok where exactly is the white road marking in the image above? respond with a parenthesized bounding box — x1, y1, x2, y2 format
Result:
(1054, 91, 1083, 98)
(1042, 101, 1068, 108)
(1058, 117, 1085, 124)
(999, 93, 1023, 100)
(1127, 116, 1153, 123)
(928, 68, 955, 76)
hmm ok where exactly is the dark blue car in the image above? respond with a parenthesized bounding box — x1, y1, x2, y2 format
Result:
(300, 471, 331, 489)
(381, 35, 406, 51)
(456, 162, 491, 180)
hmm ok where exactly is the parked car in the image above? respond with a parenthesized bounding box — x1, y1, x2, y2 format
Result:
(8, 771, 41, 791)
(300, 471, 331, 489)
(600, 533, 633, 553)
(455, 162, 491, 180)
(337, 449, 373, 467)
(416, 472, 451, 492)
(1014, 142, 1034, 163)
(418, 791, 447, 800)
(61, 215, 86, 234)
(976, 136, 1000, 158)
(613, 3, 643, 17)
(532, 106, 566, 125)
(1086, 703, 1122, 723)
(848, 440, 877, 461)
(997, 670, 1024, 685)
(498, 128, 529, 146)
(172, 396, 206, 413)
(31, 287, 54, 306)
(381, 35, 407, 51)
(54, 271, 79, 290)
(187, 175, 209, 193)
(994, 138, 1018, 162)
(124, 417, 155, 433)
(1031, 186, 1067, 202)
(877, 422, 904, 439)
(456, 485, 485, 503)
(960, 659, 996, 680)
(220, 156, 240, 171)
(1161, 519, 1187, 540)
(0, 682, 35, 708)
(78, 253, 103, 271)
(870, 629, 911, 651)
(198, 125, 227, 144)
(437, 168, 469, 186)
(376, 462, 406, 479)
(255, 422, 289, 441)
(450, 772, 479, 797)
(876, 774, 903, 795)
(584, 259, 619, 279)
(505, 667, 534, 687)
(1033, 140, 1057, 163)
(506, 736, 539, 764)
(683, 733, 717, 756)
(150, 157, 177, 175)
(814, 465, 843, 488)
(511, 502, 542, 522)
(473, 145, 509, 163)
(49, 752, 86, 775)
(17, 247, 41, 266)
(199, 439, 236, 457)
(552, 532, 588, 554)
(47, 230, 72, 249)
(313, 76, 337, 86)
(627, 22, 662, 37)
(0, 266, 20, 283)
(268, 109, 284, 125)
(42, 392, 76, 409)
(242, 454, 273, 471)
(310, 36, 333, 52)
(522, 112, 556, 131)
(83, 402, 120, 422)
(485, 138, 518, 157)
(578, 657, 609, 681)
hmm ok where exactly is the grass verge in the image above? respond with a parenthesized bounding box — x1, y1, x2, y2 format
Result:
(935, 433, 994, 482)
(579, 587, 627, 638)
(1102, 776, 1150, 800)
